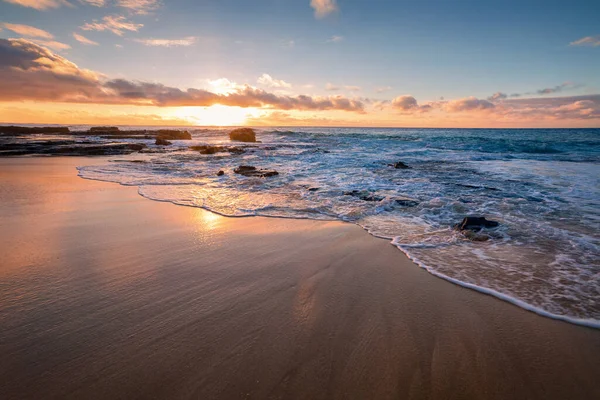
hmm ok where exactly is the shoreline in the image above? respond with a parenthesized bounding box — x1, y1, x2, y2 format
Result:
(1, 157, 599, 399)
(76, 161, 600, 330)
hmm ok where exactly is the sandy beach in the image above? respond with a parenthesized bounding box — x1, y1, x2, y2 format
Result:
(0, 157, 599, 400)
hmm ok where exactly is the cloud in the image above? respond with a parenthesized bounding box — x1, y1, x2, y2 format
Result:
(133, 37, 197, 47)
(257, 74, 292, 89)
(2, 0, 71, 10)
(327, 35, 344, 43)
(310, 0, 338, 19)
(2, 23, 54, 38)
(375, 86, 392, 93)
(488, 92, 508, 101)
(391, 95, 432, 113)
(80, 15, 143, 36)
(325, 83, 340, 91)
(444, 97, 495, 112)
(73, 32, 99, 45)
(570, 35, 600, 47)
(0, 38, 365, 113)
(29, 39, 71, 50)
(498, 95, 600, 120)
(536, 82, 576, 95)
(115, 0, 161, 14)
(345, 86, 360, 92)
(79, 0, 105, 6)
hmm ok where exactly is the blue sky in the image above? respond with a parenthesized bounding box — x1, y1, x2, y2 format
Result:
(0, 0, 599, 126)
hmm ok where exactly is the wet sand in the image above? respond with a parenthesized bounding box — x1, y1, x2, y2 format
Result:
(0, 157, 599, 400)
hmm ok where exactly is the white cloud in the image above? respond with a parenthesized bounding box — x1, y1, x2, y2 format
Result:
(345, 85, 360, 92)
(310, 0, 338, 19)
(133, 37, 197, 47)
(2, 23, 54, 38)
(73, 32, 99, 45)
(375, 86, 392, 93)
(257, 74, 292, 89)
(115, 0, 161, 14)
(79, 0, 106, 6)
(80, 15, 143, 36)
(570, 35, 600, 47)
(2, 0, 71, 10)
(325, 83, 340, 91)
(327, 35, 344, 43)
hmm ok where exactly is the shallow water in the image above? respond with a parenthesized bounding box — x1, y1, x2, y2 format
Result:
(76, 127, 600, 327)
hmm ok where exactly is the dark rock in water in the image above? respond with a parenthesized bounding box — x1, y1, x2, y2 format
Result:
(462, 231, 490, 242)
(395, 198, 419, 207)
(455, 216, 499, 232)
(217, 170, 225, 176)
(0, 140, 147, 156)
(389, 161, 411, 169)
(157, 130, 192, 140)
(344, 190, 384, 202)
(90, 126, 119, 133)
(308, 187, 320, 192)
(229, 128, 256, 142)
(0, 126, 70, 135)
(190, 145, 246, 155)
(155, 138, 172, 146)
(234, 165, 279, 178)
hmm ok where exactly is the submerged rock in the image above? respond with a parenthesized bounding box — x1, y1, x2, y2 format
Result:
(455, 216, 500, 232)
(155, 138, 172, 146)
(389, 161, 411, 169)
(229, 128, 256, 142)
(234, 165, 279, 178)
(344, 190, 384, 202)
(217, 170, 225, 176)
(395, 198, 419, 207)
(190, 145, 245, 155)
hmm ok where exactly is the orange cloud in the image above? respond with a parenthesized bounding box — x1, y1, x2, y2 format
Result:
(0, 38, 365, 112)
(2, 0, 71, 10)
(2, 23, 54, 38)
(73, 32, 99, 45)
(80, 15, 143, 36)
(310, 0, 338, 19)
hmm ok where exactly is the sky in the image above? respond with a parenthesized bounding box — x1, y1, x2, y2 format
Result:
(0, 0, 599, 127)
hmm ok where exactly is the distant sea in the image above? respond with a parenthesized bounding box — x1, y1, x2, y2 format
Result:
(12, 125, 600, 327)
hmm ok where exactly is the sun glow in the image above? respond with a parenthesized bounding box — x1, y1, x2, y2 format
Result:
(169, 105, 257, 126)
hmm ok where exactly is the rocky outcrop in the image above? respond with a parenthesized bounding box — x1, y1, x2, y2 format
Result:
(0, 140, 147, 156)
(344, 190, 384, 202)
(90, 126, 120, 133)
(233, 165, 279, 177)
(155, 138, 172, 146)
(190, 145, 246, 155)
(389, 161, 411, 169)
(455, 216, 499, 232)
(0, 126, 70, 135)
(157, 130, 192, 140)
(229, 128, 256, 142)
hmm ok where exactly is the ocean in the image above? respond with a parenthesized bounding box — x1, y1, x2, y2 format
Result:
(72, 127, 600, 327)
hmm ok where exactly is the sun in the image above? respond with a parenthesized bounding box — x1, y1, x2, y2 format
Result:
(169, 105, 257, 126)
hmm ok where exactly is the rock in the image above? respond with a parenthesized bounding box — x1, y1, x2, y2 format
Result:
(344, 190, 384, 202)
(155, 138, 172, 146)
(389, 161, 411, 169)
(217, 170, 225, 176)
(395, 198, 419, 207)
(455, 216, 499, 232)
(90, 126, 119, 133)
(308, 187, 320, 192)
(190, 145, 246, 155)
(229, 128, 256, 143)
(462, 231, 490, 242)
(234, 165, 279, 178)
(157, 130, 192, 140)
(0, 126, 70, 135)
